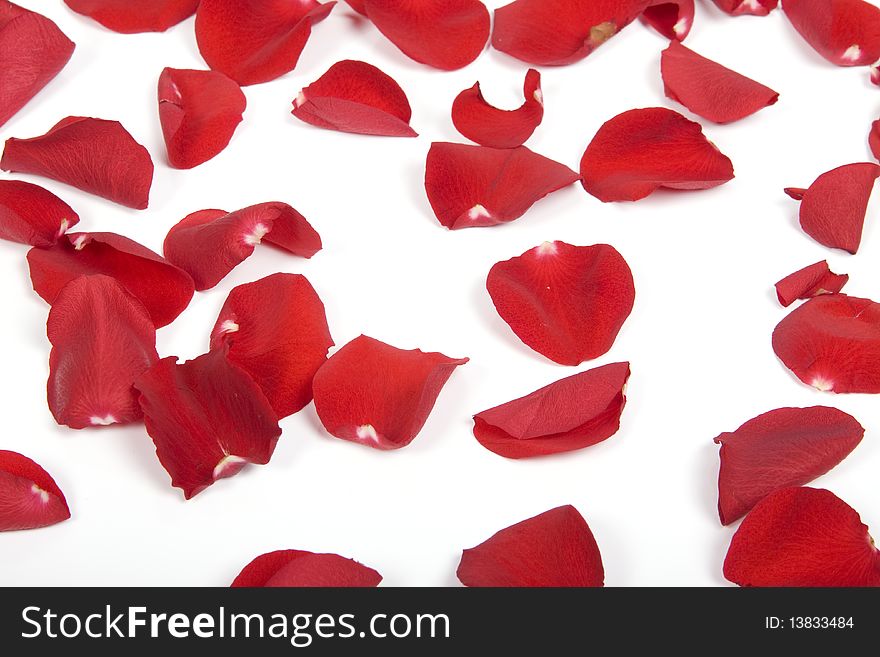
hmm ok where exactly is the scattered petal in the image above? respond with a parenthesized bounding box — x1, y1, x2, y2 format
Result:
(712, 0, 778, 16)
(345, 0, 368, 15)
(640, 0, 694, 41)
(782, 0, 880, 66)
(775, 260, 848, 307)
(0, 450, 70, 531)
(232, 550, 382, 587)
(871, 120, 880, 160)
(63, 0, 199, 33)
(0, 180, 78, 247)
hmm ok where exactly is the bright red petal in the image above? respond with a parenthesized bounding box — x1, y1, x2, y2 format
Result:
(712, 0, 778, 16)
(0, 450, 70, 531)
(346, 0, 368, 15)
(63, 0, 199, 33)
(775, 260, 848, 307)
(0, 180, 78, 247)
(487, 242, 635, 366)
(474, 362, 630, 459)
(232, 550, 382, 587)
(640, 0, 694, 41)
(715, 407, 864, 525)
(782, 0, 880, 66)
(458, 505, 604, 587)
(871, 120, 880, 160)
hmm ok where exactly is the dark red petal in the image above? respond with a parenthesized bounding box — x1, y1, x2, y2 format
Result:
(163, 202, 322, 291)
(211, 273, 333, 419)
(772, 294, 880, 394)
(291, 60, 417, 137)
(0, 450, 70, 531)
(715, 407, 864, 525)
(361, 0, 489, 70)
(48, 275, 158, 429)
(1, 117, 154, 209)
(775, 260, 848, 307)
(640, 0, 694, 41)
(0, 180, 78, 247)
(0, 2, 74, 128)
(195, 0, 335, 86)
(786, 163, 880, 254)
(871, 120, 880, 160)
(158, 67, 246, 169)
(782, 0, 880, 66)
(458, 505, 604, 587)
(312, 335, 467, 450)
(724, 487, 880, 586)
(712, 0, 778, 16)
(134, 350, 281, 499)
(474, 362, 630, 459)
(64, 0, 199, 33)
(424, 142, 579, 229)
(28, 232, 195, 329)
(487, 242, 635, 366)
(232, 550, 382, 587)
(451, 69, 543, 149)
(580, 107, 734, 202)
(661, 41, 779, 124)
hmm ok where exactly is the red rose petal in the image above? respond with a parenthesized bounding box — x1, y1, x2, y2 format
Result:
(211, 273, 333, 419)
(474, 362, 630, 459)
(63, 0, 199, 33)
(346, 0, 368, 15)
(163, 202, 322, 291)
(28, 232, 195, 329)
(871, 120, 880, 160)
(158, 67, 246, 169)
(424, 142, 580, 230)
(0, 2, 75, 128)
(134, 349, 282, 499)
(712, 0, 778, 16)
(0, 450, 70, 532)
(661, 41, 779, 124)
(782, 0, 880, 66)
(458, 505, 604, 587)
(775, 260, 848, 307)
(1, 117, 154, 209)
(640, 0, 694, 41)
(724, 487, 880, 586)
(291, 60, 417, 137)
(195, 0, 335, 86)
(580, 107, 735, 202)
(312, 335, 467, 450)
(772, 294, 880, 394)
(487, 242, 635, 366)
(715, 407, 864, 525)
(48, 275, 159, 429)
(0, 180, 78, 247)
(451, 68, 543, 149)
(232, 550, 382, 587)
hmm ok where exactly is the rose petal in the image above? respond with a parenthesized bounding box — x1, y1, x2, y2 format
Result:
(712, 0, 778, 16)
(425, 142, 580, 229)
(775, 260, 848, 307)
(345, 0, 368, 15)
(782, 0, 880, 66)
(63, 0, 199, 33)
(474, 362, 630, 459)
(0, 180, 78, 247)
(871, 120, 880, 160)
(715, 407, 864, 525)
(0, 450, 70, 532)
(1, 117, 154, 209)
(640, 0, 694, 41)
(232, 550, 382, 587)
(458, 505, 604, 587)
(487, 242, 635, 366)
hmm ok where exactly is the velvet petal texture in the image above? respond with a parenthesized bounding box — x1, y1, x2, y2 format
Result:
(63, 0, 199, 33)
(0, 180, 78, 247)
(724, 487, 880, 586)
(782, 0, 880, 66)
(312, 335, 468, 450)
(458, 505, 604, 587)
(0, 451, 70, 531)
(715, 407, 864, 525)
(232, 550, 382, 587)
(487, 242, 635, 366)
(712, 0, 778, 16)
(1, 117, 154, 209)
(775, 260, 848, 307)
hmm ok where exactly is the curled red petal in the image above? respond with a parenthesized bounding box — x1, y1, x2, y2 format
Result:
(715, 407, 864, 525)
(580, 107, 734, 202)
(772, 294, 880, 394)
(724, 487, 880, 586)
(0, 450, 70, 531)
(661, 41, 779, 124)
(487, 242, 635, 366)
(451, 69, 543, 149)
(211, 273, 333, 419)
(640, 0, 694, 41)
(775, 260, 848, 307)
(458, 505, 604, 587)
(195, 0, 335, 86)
(782, 0, 880, 66)
(312, 335, 467, 450)
(48, 275, 159, 429)
(425, 142, 579, 229)
(163, 202, 322, 291)
(134, 349, 281, 499)
(159, 67, 246, 169)
(871, 120, 880, 160)
(28, 232, 195, 329)
(232, 550, 382, 587)
(1, 117, 154, 209)
(474, 362, 630, 459)
(712, 0, 778, 16)
(0, 2, 75, 128)
(0, 180, 78, 247)
(291, 60, 417, 137)
(63, 0, 199, 33)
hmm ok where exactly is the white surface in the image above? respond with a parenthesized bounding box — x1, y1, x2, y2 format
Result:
(1, 2, 879, 587)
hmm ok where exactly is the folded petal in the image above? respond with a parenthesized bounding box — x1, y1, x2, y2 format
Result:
(640, 0, 694, 41)
(0, 450, 70, 531)
(487, 242, 635, 366)
(782, 0, 880, 66)
(232, 550, 382, 587)
(0, 180, 78, 247)
(712, 0, 778, 16)
(775, 260, 848, 307)
(63, 0, 199, 33)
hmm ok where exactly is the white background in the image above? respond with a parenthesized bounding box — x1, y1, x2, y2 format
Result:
(1, 1, 879, 587)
